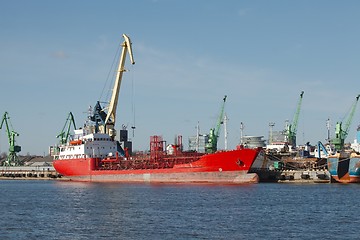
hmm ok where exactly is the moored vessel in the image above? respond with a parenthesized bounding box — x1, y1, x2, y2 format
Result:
(53, 133, 261, 183)
(52, 34, 261, 184)
(326, 95, 360, 183)
(327, 151, 360, 183)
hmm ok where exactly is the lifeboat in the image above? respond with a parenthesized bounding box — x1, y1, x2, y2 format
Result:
(69, 139, 82, 145)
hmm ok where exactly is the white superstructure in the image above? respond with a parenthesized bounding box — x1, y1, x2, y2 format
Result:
(55, 132, 118, 160)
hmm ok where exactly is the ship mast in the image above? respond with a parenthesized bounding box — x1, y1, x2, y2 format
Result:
(103, 34, 135, 136)
(196, 121, 200, 152)
(224, 113, 228, 150)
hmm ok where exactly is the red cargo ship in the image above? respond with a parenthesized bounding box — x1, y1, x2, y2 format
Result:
(53, 134, 260, 183)
(52, 34, 261, 184)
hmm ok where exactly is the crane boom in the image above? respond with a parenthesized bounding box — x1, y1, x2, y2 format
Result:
(0, 112, 12, 145)
(104, 34, 135, 128)
(215, 95, 227, 138)
(291, 91, 304, 135)
(343, 94, 360, 135)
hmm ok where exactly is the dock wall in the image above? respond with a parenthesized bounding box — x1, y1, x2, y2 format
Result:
(0, 166, 61, 179)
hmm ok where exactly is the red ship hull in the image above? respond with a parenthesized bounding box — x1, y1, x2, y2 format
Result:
(53, 148, 261, 184)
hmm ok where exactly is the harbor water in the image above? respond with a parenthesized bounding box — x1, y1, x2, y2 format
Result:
(0, 180, 359, 239)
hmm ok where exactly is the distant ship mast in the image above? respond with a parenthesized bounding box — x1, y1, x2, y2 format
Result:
(224, 113, 229, 150)
(240, 122, 244, 145)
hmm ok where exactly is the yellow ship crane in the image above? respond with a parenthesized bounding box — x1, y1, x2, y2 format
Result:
(103, 34, 135, 138)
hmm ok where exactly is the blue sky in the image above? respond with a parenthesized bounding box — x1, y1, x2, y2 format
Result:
(1, 0, 360, 155)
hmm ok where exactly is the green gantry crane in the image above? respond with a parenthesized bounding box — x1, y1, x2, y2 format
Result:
(286, 91, 304, 147)
(205, 95, 227, 153)
(0, 112, 21, 166)
(332, 94, 360, 151)
(57, 112, 76, 145)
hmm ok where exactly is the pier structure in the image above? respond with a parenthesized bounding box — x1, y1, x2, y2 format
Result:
(0, 166, 61, 179)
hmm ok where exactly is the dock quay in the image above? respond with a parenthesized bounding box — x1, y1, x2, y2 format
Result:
(249, 151, 331, 183)
(0, 155, 63, 180)
(277, 169, 330, 183)
(0, 166, 61, 180)
(255, 169, 331, 183)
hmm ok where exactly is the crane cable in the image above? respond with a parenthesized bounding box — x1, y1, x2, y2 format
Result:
(99, 42, 122, 102)
(131, 65, 136, 138)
